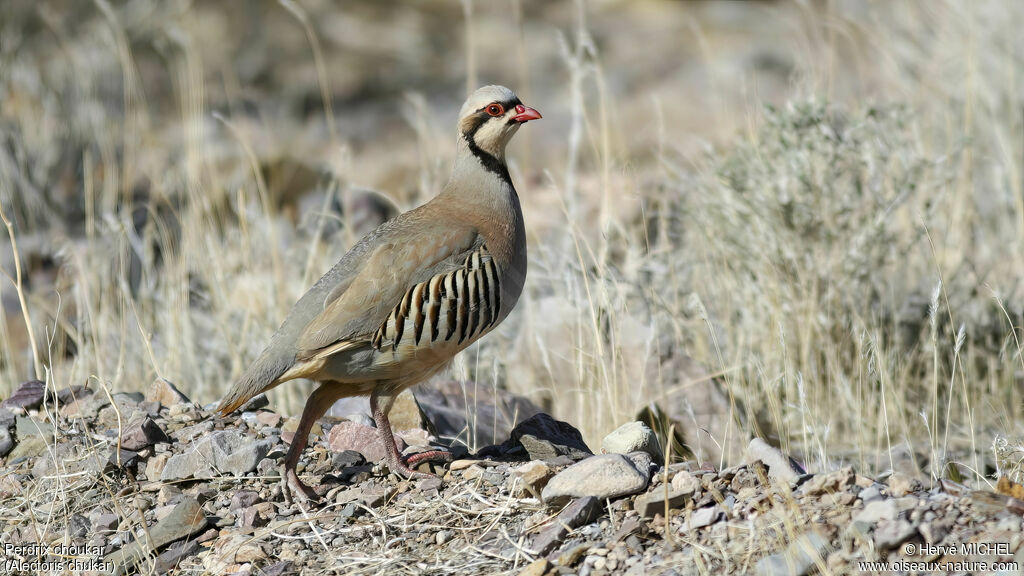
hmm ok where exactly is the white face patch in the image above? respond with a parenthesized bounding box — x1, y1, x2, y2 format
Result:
(471, 113, 521, 156)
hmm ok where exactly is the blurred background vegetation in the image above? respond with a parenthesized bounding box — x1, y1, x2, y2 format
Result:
(1, 0, 1023, 483)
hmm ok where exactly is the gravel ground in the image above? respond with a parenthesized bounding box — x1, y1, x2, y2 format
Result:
(2, 379, 1023, 576)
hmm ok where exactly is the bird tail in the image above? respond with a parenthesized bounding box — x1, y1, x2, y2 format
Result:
(216, 351, 292, 416)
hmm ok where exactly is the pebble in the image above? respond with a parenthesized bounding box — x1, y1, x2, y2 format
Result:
(671, 470, 701, 494)
(119, 415, 169, 451)
(634, 488, 695, 518)
(683, 505, 723, 532)
(873, 519, 916, 550)
(518, 558, 551, 576)
(887, 471, 924, 497)
(146, 378, 192, 408)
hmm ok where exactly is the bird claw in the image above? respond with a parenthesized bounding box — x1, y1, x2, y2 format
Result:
(283, 468, 324, 504)
(386, 449, 453, 480)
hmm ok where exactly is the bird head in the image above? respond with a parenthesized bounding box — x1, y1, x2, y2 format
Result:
(457, 85, 541, 160)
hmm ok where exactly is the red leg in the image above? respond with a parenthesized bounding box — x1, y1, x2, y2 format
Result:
(370, 389, 443, 480)
(283, 384, 344, 503)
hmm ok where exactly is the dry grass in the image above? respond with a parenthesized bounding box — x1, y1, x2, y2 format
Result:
(1, 0, 1024, 487)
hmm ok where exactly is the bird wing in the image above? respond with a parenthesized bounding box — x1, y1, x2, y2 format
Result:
(295, 220, 483, 361)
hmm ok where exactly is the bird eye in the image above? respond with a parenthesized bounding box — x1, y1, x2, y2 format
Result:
(486, 104, 504, 117)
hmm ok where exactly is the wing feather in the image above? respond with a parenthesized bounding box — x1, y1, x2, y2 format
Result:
(295, 224, 483, 361)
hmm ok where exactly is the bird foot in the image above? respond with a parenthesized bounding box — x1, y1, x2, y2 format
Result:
(404, 449, 454, 468)
(386, 449, 453, 480)
(283, 468, 326, 504)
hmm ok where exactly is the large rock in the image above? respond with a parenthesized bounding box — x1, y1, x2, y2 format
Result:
(541, 454, 648, 505)
(326, 420, 406, 463)
(160, 430, 271, 480)
(602, 421, 663, 462)
(413, 379, 544, 447)
(481, 413, 592, 461)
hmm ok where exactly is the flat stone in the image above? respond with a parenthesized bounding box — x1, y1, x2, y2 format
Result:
(755, 530, 831, 576)
(745, 438, 804, 483)
(94, 513, 120, 532)
(160, 430, 271, 480)
(683, 505, 722, 531)
(146, 378, 192, 407)
(229, 490, 261, 512)
(873, 519, 916, 550)
(106, 497, 207, 575)
(602, 421, 663, 462)
(255, 411, 282, 428)
(634, 488, 695, 517)
(326, 420, 406, 463)
(518, 558, 552, 576)
(154, 539, 199, 574)
(542, 454, 649, 505)
(530, 496, 601, 556)
(1, 380, 46, 411)
(16, 416, 54, 437)
(119, 415, 169, 451)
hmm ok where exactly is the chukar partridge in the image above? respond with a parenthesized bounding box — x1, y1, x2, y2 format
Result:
(217, 85, 541, 500)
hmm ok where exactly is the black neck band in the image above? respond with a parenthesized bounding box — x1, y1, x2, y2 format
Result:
(465, 132, 512, 184)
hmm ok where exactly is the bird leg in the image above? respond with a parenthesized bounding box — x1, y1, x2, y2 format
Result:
(370, 389, 448, 479)
(283, 384, 343, 503)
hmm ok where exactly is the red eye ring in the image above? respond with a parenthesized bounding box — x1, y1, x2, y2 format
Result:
(486, 103, 504, 117)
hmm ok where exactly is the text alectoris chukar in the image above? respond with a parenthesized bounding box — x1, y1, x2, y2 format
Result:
(217, 85, 541, 501)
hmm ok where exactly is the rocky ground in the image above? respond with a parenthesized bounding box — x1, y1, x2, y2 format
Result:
(2, 379, 1024, 576)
